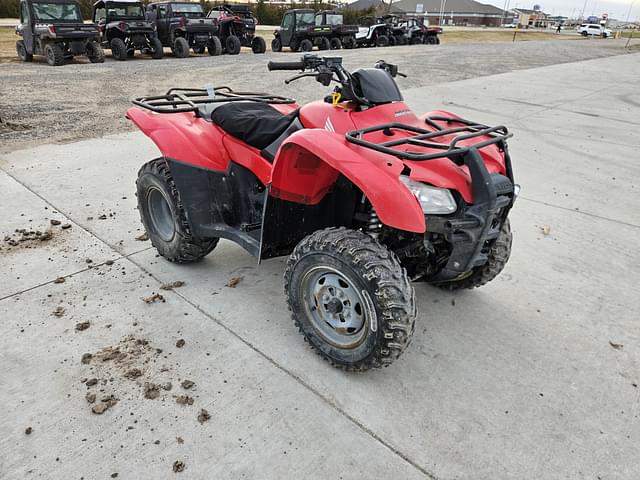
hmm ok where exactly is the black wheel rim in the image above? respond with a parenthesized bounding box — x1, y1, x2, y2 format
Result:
(46, 47, 54, 63)
(147, 187, 175, 242)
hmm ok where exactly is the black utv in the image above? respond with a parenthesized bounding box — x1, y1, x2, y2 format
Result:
(145, 1, 220, 57)
(15, 0, 104, 66)
(206, 4, 265, 54)
(271, 9, 335, 52)
(314, 10, 357, 49)
(93, 0, 163, 60)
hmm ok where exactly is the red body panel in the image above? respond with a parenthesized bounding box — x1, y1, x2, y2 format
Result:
(128, 97, 507, 235)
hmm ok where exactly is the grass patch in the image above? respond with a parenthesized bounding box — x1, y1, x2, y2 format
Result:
(441, 30, 581, 43)
(0, 26, 18, 62)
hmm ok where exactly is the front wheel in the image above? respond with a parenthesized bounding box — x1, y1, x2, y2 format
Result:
(150, 37, 164, 59)
(435, 218, 512, 291)
(225, 35, 241, 55)
(208, 36, 222, 56)
(110, 37, 127, 60)
(375, 34, 389, 47)
(136, 158, 219, 263)
(285, 228, 416, 371)
(16, 40, 33, 62)
(251, 36, 266, 54)
(86, 41, 105, 63)
(172, 36, 189, 58)
(271, 37, 282, 52)
(425, 35, 438, 45)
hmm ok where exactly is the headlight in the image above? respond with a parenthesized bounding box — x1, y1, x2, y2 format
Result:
(399, 176, 457, 214)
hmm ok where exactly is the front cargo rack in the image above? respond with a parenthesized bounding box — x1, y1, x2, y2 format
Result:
(345, 115, 512, 161)
(132, 87, 296, 114)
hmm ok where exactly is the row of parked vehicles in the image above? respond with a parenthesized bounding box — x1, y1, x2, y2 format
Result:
(15, 0, 441, 66)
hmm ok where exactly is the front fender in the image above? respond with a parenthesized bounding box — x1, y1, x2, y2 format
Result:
(270, 129, 425, 233)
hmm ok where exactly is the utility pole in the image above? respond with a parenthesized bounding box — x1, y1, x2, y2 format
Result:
(580, 0, 588, 20)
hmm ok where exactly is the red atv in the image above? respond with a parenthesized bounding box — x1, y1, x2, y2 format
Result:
(127, 55, 518, 371)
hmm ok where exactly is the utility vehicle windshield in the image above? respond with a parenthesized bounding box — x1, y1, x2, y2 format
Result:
(171, 3, 203, 17)
(32, 2, 82, 21)
(106, 2, 144, 18)
(316, 13, 342, 26)
(295, 11, 315, 28)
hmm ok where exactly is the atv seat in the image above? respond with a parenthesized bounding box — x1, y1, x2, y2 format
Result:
(210, 102, 299, 155)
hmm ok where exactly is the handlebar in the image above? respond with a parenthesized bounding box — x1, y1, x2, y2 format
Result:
(267, 60, 305, 71)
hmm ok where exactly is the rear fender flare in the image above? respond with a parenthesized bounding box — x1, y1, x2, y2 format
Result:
(269, 129, 425, 233)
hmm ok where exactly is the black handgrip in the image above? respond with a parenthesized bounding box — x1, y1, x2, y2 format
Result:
(267, 60, 304, 71)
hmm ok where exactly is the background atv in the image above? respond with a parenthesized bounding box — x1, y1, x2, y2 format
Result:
(206, 4, 265, 54)
(314, 10, 357, 50)
(355, 15, 391, 47)
(93, 0, 163, 60)
(127, 55, 517, 371)
(271, 9, 335, 52)
(16, 0, 104, 66)
(146, 1, 220, 57)
(380, 14, 409, 45)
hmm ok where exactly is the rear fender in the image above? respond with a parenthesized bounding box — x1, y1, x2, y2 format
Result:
(269, 129, 425, 233)
(126, 107, 230, 171)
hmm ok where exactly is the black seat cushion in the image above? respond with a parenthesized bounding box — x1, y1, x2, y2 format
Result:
(211, 102, 298, 150)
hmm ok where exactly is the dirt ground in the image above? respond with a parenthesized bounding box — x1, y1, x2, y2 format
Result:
(0, 30, 632, 154)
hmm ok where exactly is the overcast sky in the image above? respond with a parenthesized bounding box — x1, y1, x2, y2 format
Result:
(480, 0, 639, 20)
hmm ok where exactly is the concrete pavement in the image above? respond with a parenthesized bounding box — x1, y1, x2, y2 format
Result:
(1, 53, 639, 479)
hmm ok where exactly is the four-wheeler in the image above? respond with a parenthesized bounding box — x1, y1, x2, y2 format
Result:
(127, 54, 518, 371)
(15, 0, 104, 66)
(380, 14, 409, 45)
(145, 1, 220, 57)
(206, 4, 265, 54)
(93, 0, 163, 60)
(355, 15, 391, 47)
(271, 9, 336, 52)
(314, 10, 357, 49)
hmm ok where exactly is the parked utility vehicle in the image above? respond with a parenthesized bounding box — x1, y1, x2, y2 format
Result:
(146, 1, 218, 57)
(206, 4, 265, 54)
(16, 0, 104, 66)
(401, 16, 442, 44)
(271, 9, 335, 52)
(576, 23, 612, 37)
(355, 15, 391, 47)
(93, 0, 163, 60)
(314, 10, 357, 49)
(127, 55, 517, 371)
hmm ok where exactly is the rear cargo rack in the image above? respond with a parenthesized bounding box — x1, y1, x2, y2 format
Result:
(345, 115, 512, 161)
(132, 87, 296, 114)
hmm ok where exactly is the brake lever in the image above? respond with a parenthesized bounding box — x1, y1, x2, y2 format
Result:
(284, 72, 316, 85)
(397, 71, 407, 78)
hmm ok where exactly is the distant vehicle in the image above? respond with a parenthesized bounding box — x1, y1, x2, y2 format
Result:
(271, 9, 338, 52)
(146, 2, 218, 57)
(355, 15, 391, 47)
(398, 16, 441, 44)
(92, 0, 163, 60)
(503, 23, 517, 28)
(314, 10, 357, 49)
(576, 23, 612, 38)
(206, 4, 265, 54)
(16, 0, 104, 66)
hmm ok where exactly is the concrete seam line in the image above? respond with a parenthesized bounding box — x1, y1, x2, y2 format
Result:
(519, 196, 640, 230)
(0, 249, 152, 302)
(0, 166, 438, 479)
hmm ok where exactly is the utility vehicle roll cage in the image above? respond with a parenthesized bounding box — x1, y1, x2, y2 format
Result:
(132, 87, 296, 113)
(346, 116, 512, 162)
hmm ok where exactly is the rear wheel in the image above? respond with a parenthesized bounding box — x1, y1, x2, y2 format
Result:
(137, 158, 219, 263)
(16, 40, 33, 62)
(172, 36, 189, 58)
(375, 34, 389, 47)
(289, 38, 300, 52)
(342, 36, 356, 49)
(581, 31, 588, 37)
(330, 37, 342, 49)
(388, 34, 397, 46)
(110, 37, 127, 60)
(150, 37, 164, 59)
(251, 36, 266, 53)
(317, 37, 330, 50)
(86, 41, 105, 63)
(425, 35, 438, 45)
(208, 36, 222, 55)
(285, 228, 416, 371)
(45, 43, 64, 66)
(225, 35, 241, 54)
(435, 218, 512, 291)
(271, 37, 282, 52)
(300, 39, 313, 52)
